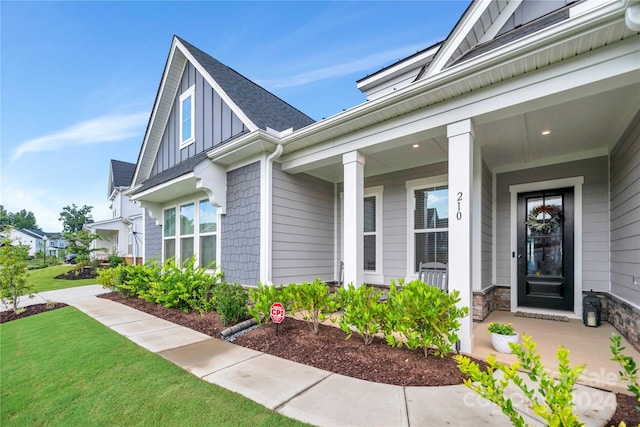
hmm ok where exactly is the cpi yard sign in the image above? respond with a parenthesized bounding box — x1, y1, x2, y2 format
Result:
(270, 302, 285, 336)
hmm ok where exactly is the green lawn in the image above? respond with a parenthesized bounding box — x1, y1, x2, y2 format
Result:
(1, 307, 310, 427)
(26, 264, 99, 293)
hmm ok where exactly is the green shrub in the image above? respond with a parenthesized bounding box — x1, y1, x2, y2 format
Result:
(288, 278, 337, 334)
(139, 257, 217, 313)
(488, 322, 517, 336)
(213, 281, 249, 326)
(111, 262, 160, 298)
(107, 253, 123, 267)
(610, 333, 640, 410)
(248, 282, 291, 325)
(455, 334, 585, 427)
(336, 283, 386, 345)
(384, 279, 468, 358)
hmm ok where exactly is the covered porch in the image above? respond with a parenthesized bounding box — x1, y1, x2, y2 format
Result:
(472, 311, 640, 395)
(276, 25, 639, 353)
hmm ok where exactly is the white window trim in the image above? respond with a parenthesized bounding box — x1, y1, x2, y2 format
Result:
(340, 185, 384, 284)
(179, 85, 195, 148)
(161, 196, 221, 273)
(405, 175, 448, 279)
(363, 186, 383, 284)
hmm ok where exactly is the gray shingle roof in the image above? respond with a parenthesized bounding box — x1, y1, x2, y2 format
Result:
(111, 160, 136, 188)
(177, 36, 315, 132)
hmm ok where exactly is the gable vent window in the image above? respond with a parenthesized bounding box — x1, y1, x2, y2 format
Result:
(179, 85, 195, 147)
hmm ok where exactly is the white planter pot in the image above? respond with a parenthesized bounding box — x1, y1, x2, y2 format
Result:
(490, 332, 520, 354)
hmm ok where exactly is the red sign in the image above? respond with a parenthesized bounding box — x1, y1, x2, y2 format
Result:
(270, 302, 285, 324)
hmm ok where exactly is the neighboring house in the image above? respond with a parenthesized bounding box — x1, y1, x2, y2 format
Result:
(8, 229, 66, 258)
(129, 0, 640, 352)
(85, 160, 145, 264)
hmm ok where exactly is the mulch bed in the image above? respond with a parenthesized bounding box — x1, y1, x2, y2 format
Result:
(55, 268, 97, 280)
(0, 303, 68, 323)
(2, 292, 638, 425)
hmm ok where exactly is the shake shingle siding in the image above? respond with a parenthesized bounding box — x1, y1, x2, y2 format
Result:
(144, 211, 162, 262)
(221, 162, 261, 287)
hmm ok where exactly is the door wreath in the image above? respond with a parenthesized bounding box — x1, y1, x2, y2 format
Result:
(526, 205, 562, 233)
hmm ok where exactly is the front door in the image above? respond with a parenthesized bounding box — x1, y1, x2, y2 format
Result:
(517, 188, 574, 310)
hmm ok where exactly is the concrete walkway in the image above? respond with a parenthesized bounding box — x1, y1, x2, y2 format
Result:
(6, 285, 618, 427)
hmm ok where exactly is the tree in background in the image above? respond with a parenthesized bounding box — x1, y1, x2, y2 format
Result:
(0, 205, 41, 231)
(59, 204, 93, 233)
(0, 231, 34, 312)
(65, 230, 105, 268)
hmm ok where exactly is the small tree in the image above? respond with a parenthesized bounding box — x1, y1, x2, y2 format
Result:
(64, 230, 105, 269)
(59, 204, 93, 234)
(0, 231, 34, 312)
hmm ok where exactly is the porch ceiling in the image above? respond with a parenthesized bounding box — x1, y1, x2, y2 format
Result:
(293, 82, 639, 183)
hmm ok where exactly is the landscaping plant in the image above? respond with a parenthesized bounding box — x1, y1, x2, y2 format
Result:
(610, 333, 640, 411)
(385, 279, 468, 358)
(288, 278, 337, 334)
(248, 282, 292, 325)
(0, 232, 34, 312)
(138, 257, 219, 313)
(488, 322, 517, 335)
(336, 283, 386, 345)
(455, 334, 585, 427)
(213, 281, 249, 326)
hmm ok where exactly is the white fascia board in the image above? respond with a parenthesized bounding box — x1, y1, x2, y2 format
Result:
(477, 0, 523, 44)
(281, 37, 639, 173)
(174, 38, 258, 132)
(206, 129, 280, 162)
(129, 172, 196, 203)
(357, 45, 441, 92)
(132, 41, 186, 187)
(425, 0, 493, 78)
(279, 1, 630, 159)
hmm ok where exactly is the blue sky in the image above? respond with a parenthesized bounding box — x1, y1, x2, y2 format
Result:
(1, 1, 470, 232)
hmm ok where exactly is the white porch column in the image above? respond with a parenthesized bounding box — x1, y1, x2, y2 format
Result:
(343, 151, 365, 288)
(447, 119, 475, 353)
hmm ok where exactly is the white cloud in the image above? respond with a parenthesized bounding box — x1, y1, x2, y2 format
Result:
(12, 112, 148, 160)
(258, 43, 427, 89)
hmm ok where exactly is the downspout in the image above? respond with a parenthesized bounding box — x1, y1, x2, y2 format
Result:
(264, 143, 283, 285)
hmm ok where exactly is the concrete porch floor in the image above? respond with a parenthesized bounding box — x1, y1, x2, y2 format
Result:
(471, 310, 640, 394)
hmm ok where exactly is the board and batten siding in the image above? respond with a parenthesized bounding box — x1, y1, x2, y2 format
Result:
(221, 162, 261, 287)
(271, 163, 334, 285)
(481, 159, 493, 289)
(495, 157, 610, 292)
(151, 62, 247, 177)
(609, 111, 640, 305)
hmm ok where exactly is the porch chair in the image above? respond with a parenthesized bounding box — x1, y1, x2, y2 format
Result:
(417, 262, 448, 292)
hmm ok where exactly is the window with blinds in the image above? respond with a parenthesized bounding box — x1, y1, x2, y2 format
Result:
(364, 196, 376, 271)
(413, 185, 448, 271)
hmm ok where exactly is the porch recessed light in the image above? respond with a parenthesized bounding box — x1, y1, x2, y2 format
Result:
(541, 129, 552, 136)
(412, 144, 420, 148)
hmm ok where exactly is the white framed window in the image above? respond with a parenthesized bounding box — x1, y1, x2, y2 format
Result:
(179, 85, 195, 148)
(340, 185, 384, 284)
(406, 176, 448, 276)
(162, 198, 219, 269)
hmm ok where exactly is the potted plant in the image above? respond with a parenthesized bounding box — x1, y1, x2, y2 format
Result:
(488, 322, 519, 354)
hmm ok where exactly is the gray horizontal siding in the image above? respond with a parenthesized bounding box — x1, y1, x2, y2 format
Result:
(610, 111, 640, 305)
(496, 156, 610, 292)
(272, 163, 334, 285)
(221, 162, 260, 287)
(481, 160, 493, 290)
(151, 62, 247, 177)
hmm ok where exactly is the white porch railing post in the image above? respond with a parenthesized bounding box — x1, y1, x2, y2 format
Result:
(343, 151, 365, 288)
(447, 119, 475, 353)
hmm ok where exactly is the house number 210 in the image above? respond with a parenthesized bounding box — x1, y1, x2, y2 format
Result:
(456, 192, 463, 220)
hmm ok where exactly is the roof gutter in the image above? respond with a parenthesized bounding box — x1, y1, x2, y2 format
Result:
(261, 141, 284, 286)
